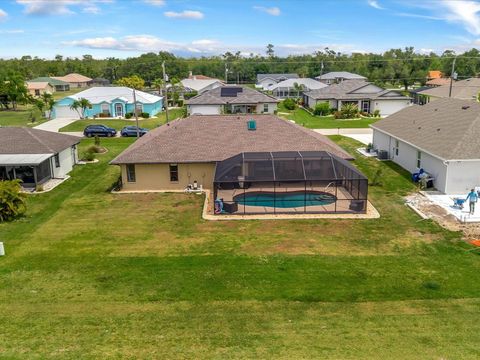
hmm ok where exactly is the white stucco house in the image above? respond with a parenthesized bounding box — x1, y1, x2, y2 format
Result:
(315, 71, 367, 85)
(303, 80, 411, 117)
(256, 73, 299, 90)
(267, 78, 328, 99)
(180, 76, 224, 94)
(186, 86, 279, 115)
(371, 98, 480, 194)
(0, 128, 79, 188)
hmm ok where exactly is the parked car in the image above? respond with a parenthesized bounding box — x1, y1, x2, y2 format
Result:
(120, 126, 149, 137)
(83, 125, 117, 137)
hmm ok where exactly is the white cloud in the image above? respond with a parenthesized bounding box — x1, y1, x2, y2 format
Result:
(253, 6, 280, 16)
(144, 0, 165, 6)
(0, 29, 24, 34)
(367, 0, 384, 10)
(164, 10, 204, 19)
(16, 0, 112, 16)
(0, 9, 7, 21)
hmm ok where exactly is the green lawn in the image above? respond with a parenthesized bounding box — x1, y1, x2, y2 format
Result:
(1, 136, 480, 358)
(278, 102, 379, 129)
(59, 108, 184, 132)
(0, 105, 47, 127)
(52, 87, 88, 100)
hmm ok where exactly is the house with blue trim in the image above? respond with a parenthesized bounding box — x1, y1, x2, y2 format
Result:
(53, 86, 163, 119)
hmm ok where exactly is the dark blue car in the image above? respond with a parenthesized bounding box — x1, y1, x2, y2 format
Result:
(120, 126, 149, 137)
(83, 124, 117, 137)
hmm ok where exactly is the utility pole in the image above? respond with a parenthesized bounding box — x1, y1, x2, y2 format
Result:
(162, 61, 169, 123)
(224, 63, 228, 84)
(320, 61, 324, 77)
(449, 56, 458, 98)
(133, 88, 140, 138)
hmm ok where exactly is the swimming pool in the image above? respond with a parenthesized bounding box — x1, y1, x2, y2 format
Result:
(233, 191, 336, 208)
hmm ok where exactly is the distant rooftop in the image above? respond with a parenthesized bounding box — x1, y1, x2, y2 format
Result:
(256, 73, 299, 82)
(316, 71, 367, 81)
(186, 86, 279, 105)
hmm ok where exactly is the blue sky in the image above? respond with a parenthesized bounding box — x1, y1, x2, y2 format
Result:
(0, 0, 480, 58)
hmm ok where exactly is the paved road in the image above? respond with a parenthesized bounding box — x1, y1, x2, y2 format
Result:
(34, 118, 78, 132)
(314, 128, 373, 145)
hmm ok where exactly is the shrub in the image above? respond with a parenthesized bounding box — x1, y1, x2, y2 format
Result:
(0, 180, 27, 222)
(333, 111, 343, 119)
(81, 151, 96, 162)
(87, 145, 104, 153)
(141, 112, 150, 119)
(177, 99, 184, 107)
(125, 112, 133, 119)
(373, 109, 381, 117)
(184, 91, 198, 100)
(340, 103, 359, 119)
(283, 98, 296, 110)
(313, 102, 331, 116)
(35, 184, 44, 192)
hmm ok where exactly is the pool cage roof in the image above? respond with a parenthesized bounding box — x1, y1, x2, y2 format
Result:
(214, 151, 367, 183)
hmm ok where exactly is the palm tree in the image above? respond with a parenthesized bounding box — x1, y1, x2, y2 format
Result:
(69, 98, 92, 119)
(79, 98, 92, 118)
(292, 82, 304, 99)
(69, 100, 82, 118)
(152, 78, 164, 96)
(40, 92, 54, 119)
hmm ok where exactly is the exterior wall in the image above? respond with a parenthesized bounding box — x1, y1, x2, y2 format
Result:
(120, 163, 216, 191)
(27, 84, 55, 97)
(199, 81, 223, 93)
(372, 99, 411, 117)
(188, 104, 221, 115)
(52, 145, 78, 178)
(68, 81, 89, 88)
(372, 130, 448, 193)
(256, 103, 277, 114)
(444, 161, 480, 194)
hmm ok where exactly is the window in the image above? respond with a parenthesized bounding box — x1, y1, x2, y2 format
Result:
(394, 140, 399, 156)
(101, 103, 109, 115)
(54, 154, 60, 168)
(169, 164, 178, 182)
(126, 164, 136, 182)
(135, 103, 143, 115)
(35, 89, 40, 96)
(263, 104, 269, 113)
(416, 151, 422, 168)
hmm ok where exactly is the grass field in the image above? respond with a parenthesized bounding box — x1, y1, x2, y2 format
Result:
(278, 102, 379, 129)
(59, 108, 184, 132)
(1, 136, 479, 358)
(0, 105, 47, 127)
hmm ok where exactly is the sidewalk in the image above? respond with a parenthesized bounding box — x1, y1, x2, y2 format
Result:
(314, 128, 373, 145)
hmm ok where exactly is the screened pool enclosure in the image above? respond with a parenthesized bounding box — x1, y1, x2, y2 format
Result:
(213, 151, 368, 215)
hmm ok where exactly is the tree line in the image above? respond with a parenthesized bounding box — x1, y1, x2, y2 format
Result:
(1, 46, 480, 90)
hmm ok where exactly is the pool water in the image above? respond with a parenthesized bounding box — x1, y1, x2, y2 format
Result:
(234, 191, 336, 208)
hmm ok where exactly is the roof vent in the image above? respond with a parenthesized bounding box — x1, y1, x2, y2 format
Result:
(247, 119, 256, 131)
(462, 105, 470, 110)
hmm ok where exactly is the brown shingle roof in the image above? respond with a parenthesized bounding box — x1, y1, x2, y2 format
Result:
(111, 115, 352, 164)
(418, 77, 480, 99)
(0, 127, 80, 154)
(425, 78, 451, 87)
(53, 73, 92, 83)
(371, 98, 480, 160)
(186, 86, 279, 105)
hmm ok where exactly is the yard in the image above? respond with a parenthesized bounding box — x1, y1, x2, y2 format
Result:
(0, 105, 47, 127)
(0, 136, 479, 358)
(278, 102, 379, 129)
(59, 108, 184, 132)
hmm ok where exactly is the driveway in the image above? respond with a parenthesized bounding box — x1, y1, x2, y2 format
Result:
(34, 118, 78, 133)
(314, 128, 373, 145)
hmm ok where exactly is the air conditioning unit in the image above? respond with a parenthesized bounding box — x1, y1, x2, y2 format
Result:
(378, 150, 389, 160)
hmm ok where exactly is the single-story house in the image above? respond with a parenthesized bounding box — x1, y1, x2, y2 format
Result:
(53, 86, 163, 119)
(256, 73, 299, 90)
(111, 114, 369, 215)
(181, 76, 224, 94)
(52, 73, 92, 88)
(0, 127, 79, 188)
(90, 77, 111, 86)
(26, 81, 55, 97)
(408, 86, 430, 105)
(425, 77, 451, 87)
(29, 77, 70, 91)
(186, 86, 279, 115)
(371, 98, 480, 194)
(417, 77, 480, 102)
(316, 72, 367, 85)
(303, 80, 411, 117)
(267, 78, 328, 99)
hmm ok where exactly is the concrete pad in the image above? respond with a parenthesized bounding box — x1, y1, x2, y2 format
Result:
(423, 192, 480, 223)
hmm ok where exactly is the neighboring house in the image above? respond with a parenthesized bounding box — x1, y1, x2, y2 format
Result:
(187, 73, 217, 80)
(52, 73, 92, 88)
(408, 86, 430, 105)
(425, 77, 451, 87)
(427, 70, 442, 79)
(26, 81, 55, 97)
(185, 86, 279, 115)
(256, 73, 299, 90)
(29, 77, 70, 91)
(267, 78, 328, 99)
(417, 77, 480, 101)
(110, 114, 353, 192)
(53, 86, 163, 119)
(316, 72, 367, 85)
(90, 78, 111, 86)
(181, 76, 224, 94)
(371, 99, 480, 194)
(304, 80, 411, 116)
(0, 127, 79, 188)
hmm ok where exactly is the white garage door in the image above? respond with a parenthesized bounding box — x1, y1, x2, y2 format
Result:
(54, 106, 80, 119)
(375, 100, 410, 117)
(189, 105, 221, 115)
